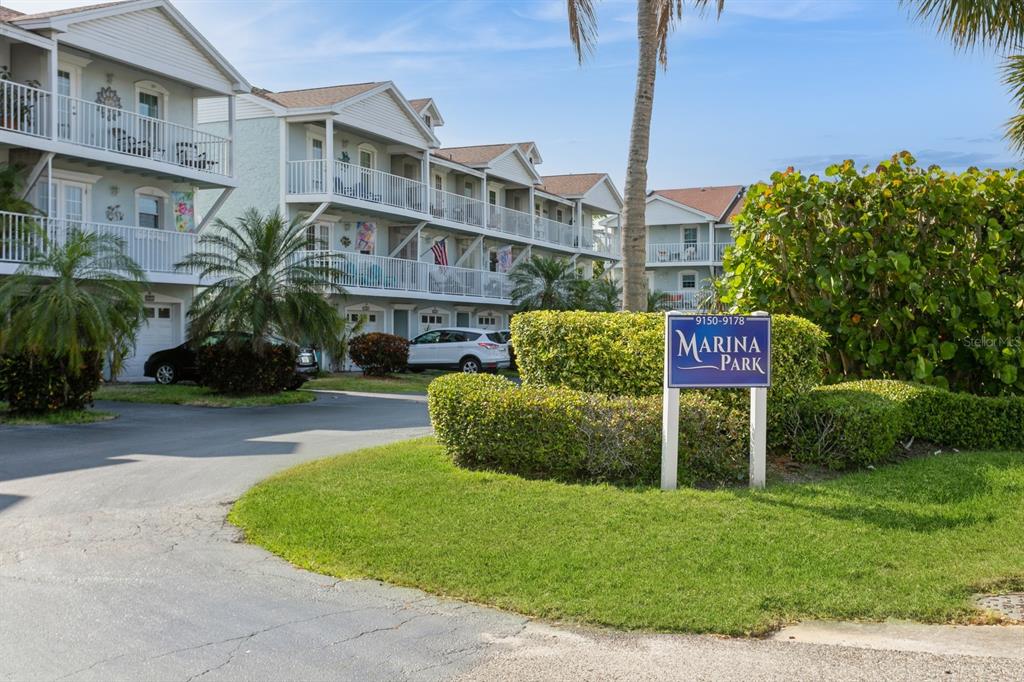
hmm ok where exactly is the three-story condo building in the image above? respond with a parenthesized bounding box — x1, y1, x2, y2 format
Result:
(197, 82, 622, 351)
(608, 185, 743, 310)
(0, 0, 249, 378)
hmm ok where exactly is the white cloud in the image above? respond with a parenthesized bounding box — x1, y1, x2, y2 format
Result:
(726, 0, 862, 22)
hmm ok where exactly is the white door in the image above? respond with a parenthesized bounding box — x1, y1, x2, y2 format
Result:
(121, 304, 175, 379)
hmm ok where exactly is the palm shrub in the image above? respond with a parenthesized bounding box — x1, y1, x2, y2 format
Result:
(0, 230, 146, 411)
(509, 255, 579, 310)
(176, 209, 348, 393)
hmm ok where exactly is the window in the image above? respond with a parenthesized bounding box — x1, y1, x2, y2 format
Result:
(309, 137, 324, 160)
(488, 191, 496, 205)
(512, 195, 522, 211)
(144, 308, 155, 319)
(680, 272, 697, 289)
(682, 226, 698, 246)
(478, 315, 497, 327)
(348, 313, 377, 323)
(306, 223, 330, 251)
(464, 181, 473, 197)
(421, 314, 444, 326)
(157, 307, 171, 319)
(138, 91, 160, 119)
(414, 330, 440, 344)
(358, 144, 376, 169)
(434, 175, 443, 191)
(424, 114, 432, 127)
(556, 209, 564, 222)
(488, 250, 498, 272)
(135, 81, 168, 120)
(138, 194, 162, 229)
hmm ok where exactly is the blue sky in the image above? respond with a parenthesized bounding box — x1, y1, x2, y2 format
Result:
(12, 0, 1017, 189)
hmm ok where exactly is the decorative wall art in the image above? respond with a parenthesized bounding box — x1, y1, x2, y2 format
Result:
(171, 191, 195, 232)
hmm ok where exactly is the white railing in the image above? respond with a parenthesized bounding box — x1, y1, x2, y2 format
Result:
(56, 94, 230, 176)
(715, 241, 734, 261)
(334, 160, 427, 213)
(306, 250, 512, 300)
(429, 188, 486, 228)
(0, 80, 49, 137)
(0, 211, 197, 274)
(663, 290, 699, 311)
(534, 215, 575, 247)
(487, 204, 533, 238)
(287, 159, 327, 195)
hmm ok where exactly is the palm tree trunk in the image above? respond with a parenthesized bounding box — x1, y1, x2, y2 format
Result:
(620, 0, 659, 312)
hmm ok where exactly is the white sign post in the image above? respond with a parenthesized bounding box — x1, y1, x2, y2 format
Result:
(662, 310, 771, 491)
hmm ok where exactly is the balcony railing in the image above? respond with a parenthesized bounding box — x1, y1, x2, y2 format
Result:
(487, 204, 533, 238)
(647, 241, 732, 264)
(334, 160, 427, 212)
(0, 80, 49, 138)
(534, 214, 575, 247)
(0, 210, 196, 274)
(429, 188, 485, 228)
(662, 290, 699, 311)
(56, 94, 230, 176)
(287, 159, 327, 195)
(306, 250, 512, 300)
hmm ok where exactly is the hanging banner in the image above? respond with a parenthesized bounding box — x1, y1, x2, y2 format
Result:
(171, 191, 195, 233)
(496, 245, 513, 273)
(356, 221, 376, 253)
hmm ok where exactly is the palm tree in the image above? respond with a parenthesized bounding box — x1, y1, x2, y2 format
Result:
(590, 276, 622, 311)
(509, 254, 579, 310)
(647, 287, 671, 312)
(567, 0, 723, 311)
(0, 164, 39, 213)
(175, 209, 349, 357)
(0, 230, 147, 377)
(905, 0, 1024, 152)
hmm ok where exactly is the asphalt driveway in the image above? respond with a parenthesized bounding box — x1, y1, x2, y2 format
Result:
(1, 394, 1019, 681)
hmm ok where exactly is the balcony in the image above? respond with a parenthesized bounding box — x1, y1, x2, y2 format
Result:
(662, 290, 699, 311)
(307, 250, 512, 301)
(0, 82, 231, 178)
(285, 159, 618, 257)
(647, 241, 733, 265)
(0, 210, 197, 277)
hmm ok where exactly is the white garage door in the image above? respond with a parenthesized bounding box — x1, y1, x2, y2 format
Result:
(120, 304, 175, 380)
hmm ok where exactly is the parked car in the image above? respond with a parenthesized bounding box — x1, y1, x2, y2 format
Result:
(144, 333, 318, 386)
(407, 327, 510, 373)
(493, 329, 516, 370)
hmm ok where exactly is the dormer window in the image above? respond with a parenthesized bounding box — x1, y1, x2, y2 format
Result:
(424, 114, 432, 127)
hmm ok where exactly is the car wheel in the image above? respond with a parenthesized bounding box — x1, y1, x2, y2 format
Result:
(459, 356, 481, 374)
(154, 363, 177, 385)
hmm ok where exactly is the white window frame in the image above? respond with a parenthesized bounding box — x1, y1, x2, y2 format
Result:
(679, 270, 698, 290)
(357, 143, 377, 169)
(134, 80, 170, 120)
(681, 226, 699, 245)
(306, 130, 326, 160)
(134, 186, 170, 230)
(37, 169, 99, 221)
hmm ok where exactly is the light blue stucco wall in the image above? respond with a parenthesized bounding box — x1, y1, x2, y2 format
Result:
(197, 117, 280, 225)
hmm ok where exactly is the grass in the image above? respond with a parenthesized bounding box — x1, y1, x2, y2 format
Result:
(0, 401, 116, 425)
(95, 383, 316, 407)
(230, 438, 1024, 636)
(306, 370, 518, 395)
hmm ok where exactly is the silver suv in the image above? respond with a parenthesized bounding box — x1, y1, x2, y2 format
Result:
(407, 327, 510, 373)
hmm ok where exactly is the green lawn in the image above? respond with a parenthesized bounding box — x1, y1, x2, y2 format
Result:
(96, 383, 315, 407)
(306, 370, 517, 394)
(0, 401, 116, 425)
(230, 438, 1024, 635)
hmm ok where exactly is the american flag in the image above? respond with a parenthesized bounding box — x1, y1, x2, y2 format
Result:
(430, 238, 448, 266)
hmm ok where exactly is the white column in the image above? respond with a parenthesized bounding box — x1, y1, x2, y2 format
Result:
(576, 200, 584, 249)
(708, 221, 715, 262)
(480, 174, 489, 229)
(661, 311, 679, 491)
(227, 95, 236, 178)
(324, 117, 334, 199)
(278, 119, 287, 216)
(528, 185, 536, 237)
(421, 149, 430, 212)
(749, 310, 769, 489)
(46, 38, 58, 140)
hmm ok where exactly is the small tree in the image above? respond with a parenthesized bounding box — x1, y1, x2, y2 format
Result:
(647, 288, 670, 312)
(0, 230, 146, 410)
(510, 255, 579, 310)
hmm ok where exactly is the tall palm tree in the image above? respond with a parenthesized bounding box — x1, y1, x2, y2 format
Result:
(0, 230, 147, 376)
(905, 0, 1024, 151)
(509, 254, 579, 310)
(567, 0, 723, 311)
(176, 209, 349, 357)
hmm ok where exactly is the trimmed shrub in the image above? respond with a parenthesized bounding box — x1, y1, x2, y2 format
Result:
(0, 351, 102, 412)
(428, 373, 749, 486)
(789, 389, 905, 468)
(348, 332, 409, 376)
(197, 341, 297, 394)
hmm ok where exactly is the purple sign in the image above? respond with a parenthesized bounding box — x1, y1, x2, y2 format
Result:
(666, 314, 771, 388)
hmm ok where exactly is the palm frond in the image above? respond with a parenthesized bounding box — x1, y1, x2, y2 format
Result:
(1002, 54, 1024, 153)
(567, 0, 599, 63)
(903, 0, 1024, 51)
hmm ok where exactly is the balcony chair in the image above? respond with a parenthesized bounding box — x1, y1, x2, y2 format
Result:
(175, 142, 218, 171)
(111, 128, 163, 158)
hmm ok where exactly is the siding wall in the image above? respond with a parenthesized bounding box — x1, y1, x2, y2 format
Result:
(338, 90, 430, 149)
(488, 152, 534, 186)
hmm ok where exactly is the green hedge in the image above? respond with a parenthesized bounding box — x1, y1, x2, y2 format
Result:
(790, 379, 1024, 468)
(197, 341, 298, 394)
(428, 373, 749, 486)
(0, 352, 102, 412)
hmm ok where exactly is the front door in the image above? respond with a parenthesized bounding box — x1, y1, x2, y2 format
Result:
(38, 179, 89, 240)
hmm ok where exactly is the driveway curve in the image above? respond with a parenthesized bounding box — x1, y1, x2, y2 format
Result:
(0, 394, 1018, 681)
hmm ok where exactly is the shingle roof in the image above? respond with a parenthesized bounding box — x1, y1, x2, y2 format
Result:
(252, 82, 383, 109)
(0, 7, 25, 21)
(5, 0, 130, 22)
(539, 173, 606, 197)
(408, 98, 432, 112)
(433, 143, 519, 166)
(650, 185, 745, 222)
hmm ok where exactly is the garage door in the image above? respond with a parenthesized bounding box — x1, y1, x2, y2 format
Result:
(120, 305, 175, 380)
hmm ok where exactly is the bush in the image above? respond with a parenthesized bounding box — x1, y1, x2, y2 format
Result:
(348, 332, 409, 376)
(511, 310, 828, 447)
(428, 373, 749, 486)
(723, 153, 1024, 395)
(197, 341, 297, 394)
(0, 351, 102, 412)
(789, 389, 905, 468)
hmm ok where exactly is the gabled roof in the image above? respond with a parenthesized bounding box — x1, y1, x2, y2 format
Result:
(408, 98, 431, 112)
(253, 82, 383, 108)
(649, 185, 745, 223)
(433, 143, 521, 167)
(540, 173, 606, 197)
(7, 0, 251, 93)
(519, 141, 542, 164)
(408, 97, 444, 126)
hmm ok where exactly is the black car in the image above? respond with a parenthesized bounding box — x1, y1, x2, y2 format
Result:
(144, 334, 319, 386)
